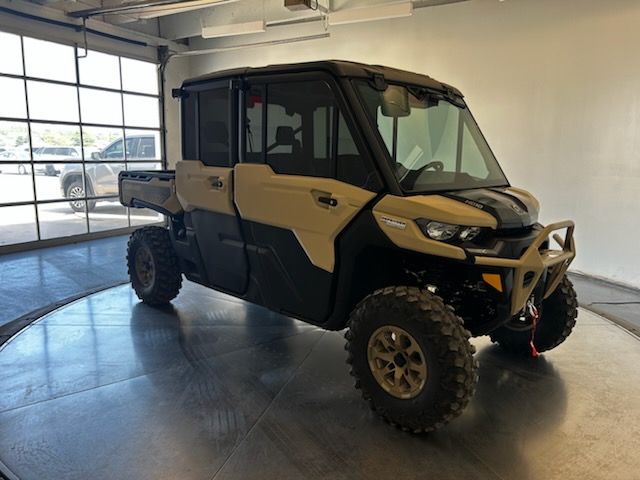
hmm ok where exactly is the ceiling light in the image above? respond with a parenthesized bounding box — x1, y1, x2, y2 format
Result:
(201, 20, 266, 39)
(328, 2, 413, 26)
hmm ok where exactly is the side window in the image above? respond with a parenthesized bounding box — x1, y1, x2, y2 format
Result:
(199, 87, 230, 167)
(314, 105, 333, 168)
(125, 137, 138, 159)
(267, 103, 300, 155)
(245, 85, 263, 163)
(244, 78, 381, 191)
(182, 91, 198, 160)
(336, 112, 382, 190)
(139, 137, 155, 159)
(103, 140, 123, 159)
(265, 81, 335, 177)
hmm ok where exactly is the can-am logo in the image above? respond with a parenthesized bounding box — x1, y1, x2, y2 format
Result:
(464, 199, 484, 209)
(380, 216, 406, 230)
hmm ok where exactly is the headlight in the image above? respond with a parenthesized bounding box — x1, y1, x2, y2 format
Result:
(416, 220, 484, 242)
(421, 221, 460, 241)
(459, 226, 481, 241)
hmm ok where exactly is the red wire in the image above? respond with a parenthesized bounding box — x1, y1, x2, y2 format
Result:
(529, 305, 539, 358)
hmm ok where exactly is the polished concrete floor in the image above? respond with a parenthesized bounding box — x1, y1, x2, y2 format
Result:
(569, 273, 640, 337)
(0, 235, 128, 328)
(1, 282, 639, 480)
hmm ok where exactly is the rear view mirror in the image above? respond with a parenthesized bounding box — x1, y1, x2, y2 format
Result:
(91, 151, 101, 160)
(381, 85, 410, 117)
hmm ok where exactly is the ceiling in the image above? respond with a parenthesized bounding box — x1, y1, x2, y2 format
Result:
(26, 0, 470, 43)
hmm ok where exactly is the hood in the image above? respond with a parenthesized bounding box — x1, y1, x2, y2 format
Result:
(442, 187, 539, 229)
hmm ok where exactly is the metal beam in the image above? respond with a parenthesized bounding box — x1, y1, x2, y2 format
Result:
(0, 0, 186, 53)
(67, 0, 231, 18)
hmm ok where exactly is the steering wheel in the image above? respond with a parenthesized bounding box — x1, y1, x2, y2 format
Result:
(423, 160, 444, 172)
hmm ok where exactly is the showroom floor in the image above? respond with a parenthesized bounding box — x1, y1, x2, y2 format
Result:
(0, 235, 128, 328)
(1, 238, 640, 480)
(0, 282, 639, 480)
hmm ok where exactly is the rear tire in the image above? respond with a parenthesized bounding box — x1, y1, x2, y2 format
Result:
(127, 226, 182, 306)
(345, 286, 478, 433)
(490, 275, 578, 355)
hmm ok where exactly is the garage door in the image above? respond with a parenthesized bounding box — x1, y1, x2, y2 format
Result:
(0, 30, 164, 248)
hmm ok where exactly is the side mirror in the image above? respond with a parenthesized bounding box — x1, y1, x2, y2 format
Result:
(381, 85, 410, 118)
(91, 151, 101, 160)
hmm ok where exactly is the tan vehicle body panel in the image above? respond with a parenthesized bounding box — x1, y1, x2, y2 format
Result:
(505, 186, 540, 212)
(372, 194, 497, 260)
(234, 163, 376, 272)
(175, 160, 236, 215)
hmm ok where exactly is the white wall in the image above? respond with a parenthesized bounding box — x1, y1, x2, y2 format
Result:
(187, 0, 640, 287)
(164, 56, 190, 168)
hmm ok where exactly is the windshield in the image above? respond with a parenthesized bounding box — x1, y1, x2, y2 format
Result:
(354, 80, 508, 193)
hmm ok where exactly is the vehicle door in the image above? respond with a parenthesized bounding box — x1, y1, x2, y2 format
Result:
(234, 74, 382, 322)
(175, 79, 249, 294)
(90, 137, 136, 195)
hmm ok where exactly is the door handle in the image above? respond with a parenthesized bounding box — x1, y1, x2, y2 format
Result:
(209, 176, 223, 189)
(318, 195, 338, 207)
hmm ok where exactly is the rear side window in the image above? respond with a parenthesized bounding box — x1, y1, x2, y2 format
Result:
(198, 87, 230, 167)
(182, 92, 198, 160)
(245, 86, 263, 163)
(138, 137, 155, 158)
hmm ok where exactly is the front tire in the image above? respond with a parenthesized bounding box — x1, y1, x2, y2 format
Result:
(345, 286, 478, 433)
(127, 226, 182, 306)
(66, 180, 96, 212)
(490, 275, 578, 355)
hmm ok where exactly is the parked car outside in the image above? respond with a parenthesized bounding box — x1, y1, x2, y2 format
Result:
(0, 148, 31, 175)
(60, 134, 159, 212)
(32, 146, 83, 176)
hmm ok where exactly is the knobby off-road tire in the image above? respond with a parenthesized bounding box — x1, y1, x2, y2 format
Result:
(490, 275, 578, 355)
(345, 286, 478, 433)
(127, 226, 182, 306)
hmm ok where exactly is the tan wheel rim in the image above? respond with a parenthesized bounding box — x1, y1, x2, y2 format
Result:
(367, 325, 427, 399)
(135, 245, 155, 288)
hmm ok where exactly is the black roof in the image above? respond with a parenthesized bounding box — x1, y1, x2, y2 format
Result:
(182, 60, 462, 96)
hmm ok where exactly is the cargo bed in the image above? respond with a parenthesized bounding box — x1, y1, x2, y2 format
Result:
(118, 170, 183, 217)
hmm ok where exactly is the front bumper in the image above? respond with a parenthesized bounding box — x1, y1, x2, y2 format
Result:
(473, 220, 576, 316)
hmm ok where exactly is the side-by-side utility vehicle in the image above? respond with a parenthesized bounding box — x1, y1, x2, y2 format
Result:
(119, 61, 577, 433)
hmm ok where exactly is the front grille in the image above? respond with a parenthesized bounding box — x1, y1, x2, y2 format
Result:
(494, 225, 534, 237)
